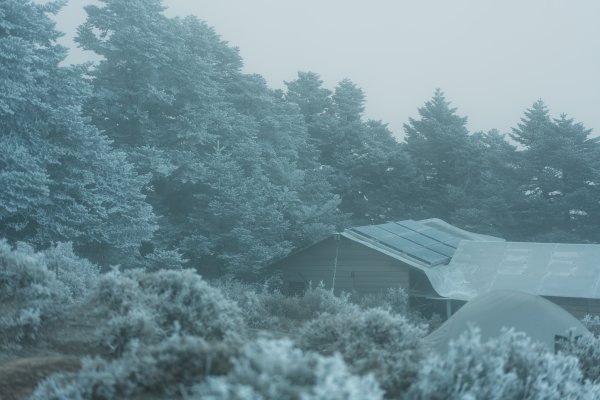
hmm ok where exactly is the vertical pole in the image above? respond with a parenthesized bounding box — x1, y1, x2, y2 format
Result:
(332, 234, 340, 293)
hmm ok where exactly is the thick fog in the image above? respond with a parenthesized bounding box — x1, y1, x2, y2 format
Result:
(53, 0, 600, 137)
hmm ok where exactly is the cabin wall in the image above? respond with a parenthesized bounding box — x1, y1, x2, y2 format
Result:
(544, 296, 600, 319)
(281, 236, 410, 295)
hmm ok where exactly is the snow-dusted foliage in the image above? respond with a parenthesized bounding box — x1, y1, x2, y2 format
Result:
(91, 268, 245, 353)
(215, 279, 356, 331)
(407, 327, 600, 400)
(33, 336, 382, 400)
(582, 315, 600, 337)
(298, 307, 426, 397)
(31, 334, 237, 399)
(41, 242, 101, 300)
(189, 339, 383, 400)
(560, 332, 600, 383)
(0, 0, 157, 266)
(0, 240, 99, 347)
(352, 286, 409, 315)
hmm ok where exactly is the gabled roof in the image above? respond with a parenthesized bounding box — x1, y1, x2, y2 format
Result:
(341, 219, 503, 271)
(427, 241, 600, 300)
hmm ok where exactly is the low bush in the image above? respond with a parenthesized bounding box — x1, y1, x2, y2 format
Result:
(407, 327, 600, 400)
(582, 315, 600, 337)
(0, 240, 99, 347)
(214, 278, 356, 332)
(298, 307, 426, 398)
(351, 287, 409, 315)
(33, 336, 383, 400)
(190, 338, 384, 400)
(91, 268, 246, 353)
(31, 333, 237, 399)
(560, 332, 600, 383)
(41, 242, 101, 300)
(209, 277, 281, 330)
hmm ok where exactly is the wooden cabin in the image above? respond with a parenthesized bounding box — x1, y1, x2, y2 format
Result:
(272, 218, 600, 320)
(272, 218, 502, 318)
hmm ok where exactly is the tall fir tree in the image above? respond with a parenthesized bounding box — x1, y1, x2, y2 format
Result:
(403, 89, 480, 219)
(0, 0, 157, 265)
(449, 129, 520, 237)
(510, 101, 600, 242)
(285, 73, 412, 225)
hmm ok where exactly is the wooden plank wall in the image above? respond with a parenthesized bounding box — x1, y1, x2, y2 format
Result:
(282, 236, 410, 295)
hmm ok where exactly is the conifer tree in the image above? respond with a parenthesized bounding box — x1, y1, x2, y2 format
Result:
(285, 73, 412, 225)
(403, 89, 480, 219)
(510, 101, 600, 241)
(0, 0, 156, 265)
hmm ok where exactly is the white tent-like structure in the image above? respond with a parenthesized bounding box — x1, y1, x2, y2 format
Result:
(426, 241, 600, 301)
(425, 290, 590, 354)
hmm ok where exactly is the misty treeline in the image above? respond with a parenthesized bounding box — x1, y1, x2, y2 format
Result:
(3, 0, 600, 276)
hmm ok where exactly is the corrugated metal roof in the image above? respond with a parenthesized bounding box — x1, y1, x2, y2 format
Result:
(342, 219, 500, 269)
(427, 241, 600, 300)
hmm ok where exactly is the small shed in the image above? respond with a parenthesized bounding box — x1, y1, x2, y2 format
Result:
(272, 218, 502, 317)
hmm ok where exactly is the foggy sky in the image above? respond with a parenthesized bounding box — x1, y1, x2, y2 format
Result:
(52, 0, 600, 138)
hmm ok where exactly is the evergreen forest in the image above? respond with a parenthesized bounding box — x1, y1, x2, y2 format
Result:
(3, 1, 600, 399)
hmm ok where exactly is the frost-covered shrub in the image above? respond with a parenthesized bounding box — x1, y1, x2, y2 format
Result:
(0, 307, 43, 345)
(91, 268, 245, 353)
(298, 307, 426, 398)
(189, 339, 384, 400)
(582, 315, 600, 337)
(31, 334, 237, 399)
(0, 241, 67, 302)
(407, 327, 600, 400)
(0, 240, 99, 347)
(560, 333, 600, 383)
(352, 287, 409, 315)
(33, 337, 382, 400)
(210, 277, 280, 329)
(42, 242, 101, 299)
(271, 282, 355, 320)
(101, 307, 164, 355)
(214, 279, 355, 331)
(349, 288, 442, 333)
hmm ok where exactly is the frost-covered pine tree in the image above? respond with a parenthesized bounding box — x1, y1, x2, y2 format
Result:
(76, 0, 342, 274)
(509, 101, 600, 242)
(0, 0, 157, 265)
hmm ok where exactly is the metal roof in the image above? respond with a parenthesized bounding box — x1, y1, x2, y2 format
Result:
(342, 219, 502, 269)
(426, 241, 600, 300)
(418, 218, 505, 242)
